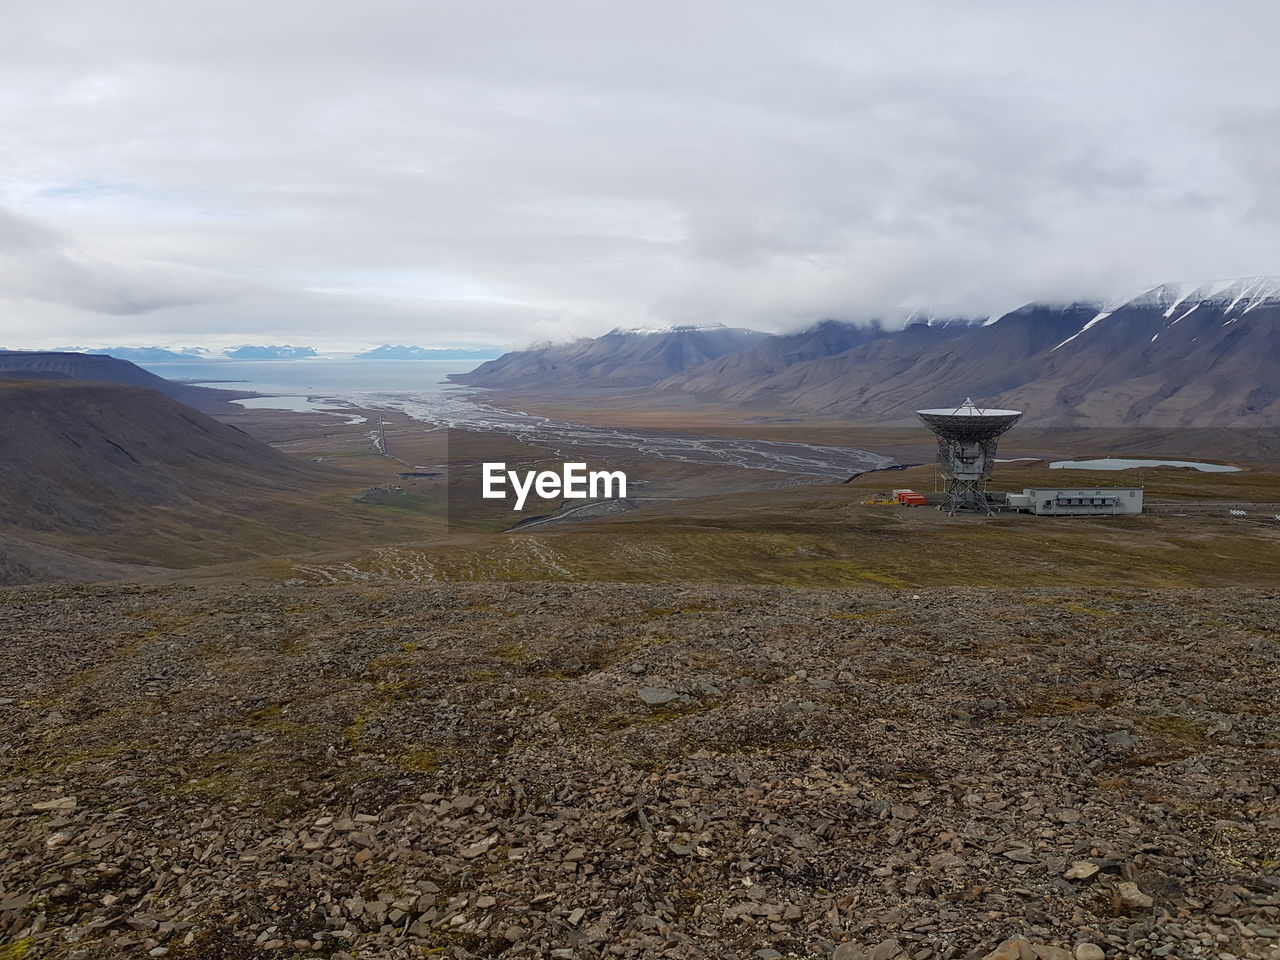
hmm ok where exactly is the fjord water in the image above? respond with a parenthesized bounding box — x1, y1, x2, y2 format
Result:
(138, 358, 475, 394)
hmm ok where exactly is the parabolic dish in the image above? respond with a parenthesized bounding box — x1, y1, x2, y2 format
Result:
(917, 398, 1023, 442)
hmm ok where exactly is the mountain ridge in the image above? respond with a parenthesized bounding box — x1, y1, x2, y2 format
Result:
(454, 278, 1280, 427)
(224, 344, 317, 360)
(355, 344, 500, 360)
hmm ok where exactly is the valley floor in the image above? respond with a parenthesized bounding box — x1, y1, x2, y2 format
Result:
(1, 581, 1276, 959)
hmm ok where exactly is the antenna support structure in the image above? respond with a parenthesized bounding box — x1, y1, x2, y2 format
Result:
(916, 398, 1023, 515)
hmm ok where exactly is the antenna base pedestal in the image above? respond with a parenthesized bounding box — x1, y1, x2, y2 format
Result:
(938, 479, 992, 516)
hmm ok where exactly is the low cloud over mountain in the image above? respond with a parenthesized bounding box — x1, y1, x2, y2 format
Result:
(463, 278, 1280, 428)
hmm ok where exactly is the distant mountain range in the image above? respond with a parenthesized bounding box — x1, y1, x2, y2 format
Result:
(355, 344, 501, 360)
(83, 346, 209, 362)
(4, 345, 318, 361)
(224, 344, 318, 360)
(6, 343, 505, 362)
(456, 278, 1280, 427)
(452, 323, 767, 388)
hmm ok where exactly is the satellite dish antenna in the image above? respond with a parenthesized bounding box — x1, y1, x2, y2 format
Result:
(916, 397, 1022, 515)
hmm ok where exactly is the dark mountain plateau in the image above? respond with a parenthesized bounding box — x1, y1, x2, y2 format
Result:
(0, 350, 249, 410)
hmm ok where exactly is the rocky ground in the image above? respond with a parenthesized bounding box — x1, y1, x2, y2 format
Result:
(0, 581, 1276, 960)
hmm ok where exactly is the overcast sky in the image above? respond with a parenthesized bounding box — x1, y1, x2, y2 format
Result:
(3, 0, 1279, 350)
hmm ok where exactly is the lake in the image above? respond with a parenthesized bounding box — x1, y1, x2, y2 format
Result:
(1050, 458, 1241, 473)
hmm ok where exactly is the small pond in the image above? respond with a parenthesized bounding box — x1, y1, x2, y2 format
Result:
(1049, 458, 1240, 473)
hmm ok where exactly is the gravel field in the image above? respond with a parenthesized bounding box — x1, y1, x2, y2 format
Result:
(0, 581, 1276, 960)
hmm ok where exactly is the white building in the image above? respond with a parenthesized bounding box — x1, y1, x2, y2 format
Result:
(1005, 487, 1143, 516)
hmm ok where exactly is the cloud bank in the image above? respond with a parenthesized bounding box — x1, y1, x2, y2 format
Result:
(0, 206, 258, 315)
(2, 0, 1279, 347)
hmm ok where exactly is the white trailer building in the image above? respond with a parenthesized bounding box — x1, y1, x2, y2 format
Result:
(1005, 487, 1143, 516)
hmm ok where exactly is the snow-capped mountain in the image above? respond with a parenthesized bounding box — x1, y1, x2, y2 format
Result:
(452, 277, 1280, 427)
(1053, 276, 1280, 351)
(1009, 277, 1280, 426)
(668, 278, 1279, 426)
(222, 344, 317, 360)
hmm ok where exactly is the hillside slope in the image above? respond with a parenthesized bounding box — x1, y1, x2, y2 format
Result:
(452, 324, 767, 388)
(657, 319, 893, 395)
(0, 379, 351, 579)
(0, 378, 312, 533)
(0, 528, 160, 584)
(662, 316, 1020, 415)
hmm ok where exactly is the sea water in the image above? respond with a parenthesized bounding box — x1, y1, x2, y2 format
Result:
(138, 358, 476, 394)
